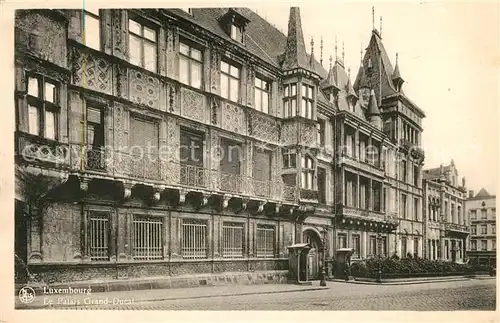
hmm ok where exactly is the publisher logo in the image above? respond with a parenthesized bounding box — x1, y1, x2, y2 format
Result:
(19, 286, 36, 304)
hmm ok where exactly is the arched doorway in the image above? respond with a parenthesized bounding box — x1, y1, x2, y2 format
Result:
(303, 229, 323, 280)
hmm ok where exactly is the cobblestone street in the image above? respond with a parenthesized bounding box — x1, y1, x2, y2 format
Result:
(50, 278, 496, 311)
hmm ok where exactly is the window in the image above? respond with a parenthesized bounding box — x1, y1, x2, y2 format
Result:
(369, 236, 377, 256)
(413, 165, 419, 186)
(492, 240, 496, 250)
(381, 236, 388, 256)
(470, 210, 476, 220)
(181, 219, 207, 259)
(492, 224, 496, 234)
(26, 74, 59, 139)
(282, 149, 297, 168)
(413, 237, 419, 257)
(470, 240, 477, 251)
(317, 167, 326, 204)
(254, 76, 270, 113)
(230, 24, 243, 43)
(401, 160, 407, 182)
(87, 212, 109, 261)
(337, 233, 347, 249)
(129, 116, 160, 179)
(401, 194, 407, 219)
(179, 129, 205, 187)
(128, 18, 157, 72)
(352, 234, 360, 258)
(256, 225, 275, 258)
(82, 8, 100, 51)
(179, 42, 203, 89)
(220, 138, 242, 193)
(414, 198, 419, 221)
(481, 240, 487, 251)
(301, 155, 314, 190)
(220, 61, 240, 102)
(481, 209, 487, 219)
(283, 84, 297, 118)
(222, 222, 244, 258)
(132, 215, 163, 260)
(471, 225, 477, 235)
(300, 84, 314, 119)
(317, 119, 325, 146)
(481, 225, 487, 235)
(86, 105, 105, 170)
(401, 236, 407, 257)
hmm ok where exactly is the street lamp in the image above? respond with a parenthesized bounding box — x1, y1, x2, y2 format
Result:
(376, 233, 383, 283)
(320, 226, 327, 286)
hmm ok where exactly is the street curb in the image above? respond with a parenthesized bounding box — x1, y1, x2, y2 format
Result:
(328, 277, 472, 285)
(16, 286, 330, 309)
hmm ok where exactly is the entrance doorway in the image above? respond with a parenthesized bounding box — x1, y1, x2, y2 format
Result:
(303, 230, 322, 280)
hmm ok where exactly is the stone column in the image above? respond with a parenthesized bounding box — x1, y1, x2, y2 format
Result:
(356, 174, 360, 208)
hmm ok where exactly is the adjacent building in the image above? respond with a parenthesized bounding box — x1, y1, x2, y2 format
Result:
(466, 188, 496, 266)
(423, 160, 469, 263)
(14, 7, 427, 285)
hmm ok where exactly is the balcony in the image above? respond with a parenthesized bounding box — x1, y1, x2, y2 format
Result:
(445, 223, 469, 234)
(16, 132, 70, 169)
(299, 189, 318, 201)
(339, 205, 386, 222)
(340, 154, 385, 178)
(399, 139, 425, 161)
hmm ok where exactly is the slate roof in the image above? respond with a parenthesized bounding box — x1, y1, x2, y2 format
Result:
(475, 188, 493, 198)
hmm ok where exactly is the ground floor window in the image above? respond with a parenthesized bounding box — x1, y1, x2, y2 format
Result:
(182, 219, 208, 259)
(256, 225, 275, 258)
(351, 234, 360, 258)
(222, 222, 244, 258)
(337, 233, 347, 249)
(88, 212, 110, 261)
(132, 215, 163, 260)
(369, 235, 377, 256)
(401, 236, 407, 257)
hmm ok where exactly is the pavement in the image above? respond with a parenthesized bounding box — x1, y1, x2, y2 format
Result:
(331, 274, 496, 285)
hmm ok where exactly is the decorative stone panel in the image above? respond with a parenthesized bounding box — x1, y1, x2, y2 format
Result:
(248, 110, 279, 144)
(300, 122, 317, 147)
(163, 117, 180, 184)
(170, 262, 212, 276)
(72, 49, 113, 95)
(280, 122, 297, 146)
(42, 203, 76, 262)
(222, 102, 246, 135)
(210, 47, 221, 95)
(180, 88, 206, 123)
(246, 65, 255, 107)
(15, 10, 67, 68)
(165, 26, 177, 79)
(129, 70, 160, 109)
(111, 9, 128, 60)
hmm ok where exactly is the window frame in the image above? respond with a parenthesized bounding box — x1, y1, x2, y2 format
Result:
(283, 83, 297, 118)
(87, 211, 110, 261)
(181, 218, 208, 259)
(282, 148, 297, 169)
(132, 214, 164, 260)
(178, 40, 203, 89)
(254, 75, 271, 114)
(25, 73, 60, 140)
(222, 222, 245, 258)
(82, 9, 101, 51)
(256, 224, 275, 258)
(300, 154, 315, 190)
(300, 84, 314, 119)
(128, 17, 158, 73)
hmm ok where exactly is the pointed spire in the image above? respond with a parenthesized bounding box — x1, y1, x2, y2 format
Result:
(367, 89, 380, 116)
(346, 71, 357, 100)
(372, 6, 375, 31)
(342, 41, 345, 64)
(334, 35, 338, 62)
(380, 16, 383, 37)
(392, 52, 404, 91)
(329, 54, 333, 70)
(309, 37, 315, 67)
(320, 37, 324, 66)
(282, 7, 315, 73)
(323, 54, 339, 91)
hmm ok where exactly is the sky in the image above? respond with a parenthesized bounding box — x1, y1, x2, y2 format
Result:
(251, 1, 499, 195)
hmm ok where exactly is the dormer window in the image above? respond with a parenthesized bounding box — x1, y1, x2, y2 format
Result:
(219, 9, 250, 45)
(179, 8, 192, 15)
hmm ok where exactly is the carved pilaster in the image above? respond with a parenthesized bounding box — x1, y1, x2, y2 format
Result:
(222, 195, 231, 210)
(246, 64, 255, 107)
(210, 46, 221, 95)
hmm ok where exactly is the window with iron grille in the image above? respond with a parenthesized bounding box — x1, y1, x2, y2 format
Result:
(222, 222, 244, 258)
(132, 215, 163, 260)
(82, 8, 101, 51)
(256, 225, 275, 258)
(88, 212, 109, 261)
(220, 60, 240, 102)
(179, 41, 203, 89)
(283, 84, 297, 118)
(254, 76, 271, 114)
(182, 219, 207, 259)
(26, 73, 59, 140)
(128, 18, 157, 73)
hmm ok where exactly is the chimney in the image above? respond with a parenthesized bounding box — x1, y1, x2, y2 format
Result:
(468, 190, 474, 198)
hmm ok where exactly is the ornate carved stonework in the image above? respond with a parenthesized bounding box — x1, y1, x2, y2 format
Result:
(210, 47, 221, 94)
(165, 27, 176, 78)
(300, 122, 317, 147)
(129, 70, 160, 109)
(246, 65, 255, 107)
(16, 11, 67, 68)
(168, 83, 176, 113)
(111, 9, 128, 60)
(181, 88, 205, 122)
(280, 122, 297, 146)
(72, 49, 113, 95)
(222, 102, 245, 134)
(210, 132, 220, 190)
(164, 117, 180, 184)
(249, 111, 279, 144)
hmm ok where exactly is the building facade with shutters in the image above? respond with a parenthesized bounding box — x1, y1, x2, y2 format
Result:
(422, 161, 469, 263)
(465, 188, 496, 266)
(14, 7, 426, 284)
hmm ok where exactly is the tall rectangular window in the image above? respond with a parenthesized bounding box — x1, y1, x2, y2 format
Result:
(492, 240, 496, 250)
(481, 240, 487, 251)
(301, 155, 314, 190)
(470, 209, 477, 220)
(282, 149, 297, 169)
(83, 9, 101, 51)
(481, 225, 487, 235)
(26, 74, 59, 139)
(369, 236, 377, 256)
(86, 105, 105, 170)
(317, 119, 325, 146)
(182, 219, 207, 259)
(401, 160, 407, 182)
(220, 61, 240, 102)
(222, 222, 244, 258)
(179, 42, 203, 89)
(317, 167, 326, 204)
(413, 237, 419, 257)
(230, 24, 243, 43)
(132, 215, 163, 260)
(413, 165, 419, 187)
(254, 76, 270, 114)
(492, 224, 496, 234)
(337, 233, 347, 249)
(220, 138, 242, 193)
(88, 212, 109, 261)
(401, 194, 407, 219)
(352, 234, 360, 258)
(179, 129, 205, 187)
(300, 84, 314, 119)
(129, 18, 157, 72)
(414, 198, 419, 221)
(401, 236, 407, 257)
(470, 240, 477, 251)
(256, 225, 275, 258)
(283, 84, 297, 118)
(481, 209, 487, 219)
(471, 225, 477, 235)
